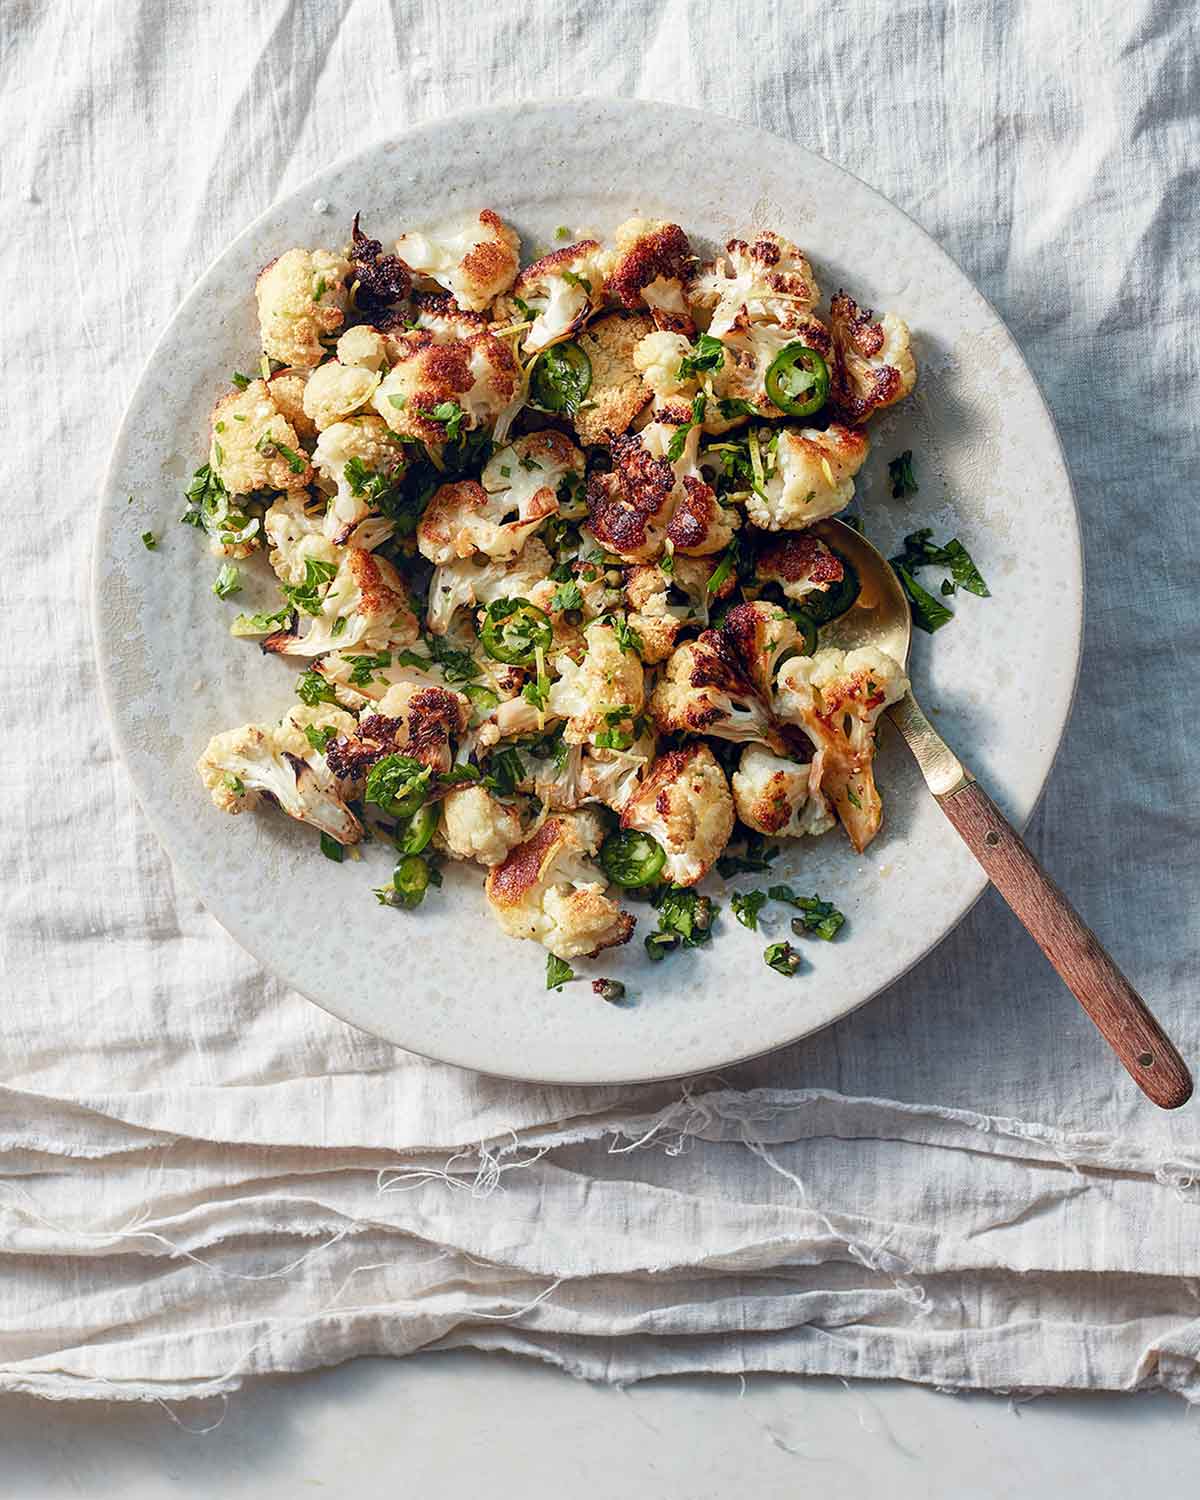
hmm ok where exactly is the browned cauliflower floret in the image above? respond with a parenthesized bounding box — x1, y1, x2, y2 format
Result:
(774, 645, 908, 851)
(210, 380, 312, 497)
(264, 549, 419, 659)
(571, 312, 655, 445)
(829, 292, 917, 424)
(395, 210, 520, 312)
(650, 606, 788, 752)
(325, 682, 470, 780)
(754, 531, 847, 603)
(598, 218, 694, 334)
(256, 248, 351, 368)
(497, 241, 607, 354)
(426, 536, 553, 637)
(620, 744, 735, 887)
(438, 785, 524, 866)
(718, 600, 801, 699)
(484, 814, 634, 959)
(744, 423, 869, 531)
(707, 313, 832, 424)
(197, 709, 362, 844)
(666, 474, 738, 557)
(545, 621, 645, 745)
(417, 477, 553, 566)
(689, 233, 819, 337)
(372, 328, 518, 445)
(732, 744, 834, 839)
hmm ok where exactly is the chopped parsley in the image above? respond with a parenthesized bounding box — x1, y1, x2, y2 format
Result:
(255, 432, 306, 475)
(364, 754, 432, 820)
(141, 531, 157, 550)
(768, 886, 846, 941)
(764, 941, 802, 977)
(645, 887, 717, 962)
(888, 450, 918, 499)
(717, 396, 758, 420)
(549, 580, 584, 613)
(561, 268, 592, 294)
(546, 954, 575, 990)
(483, 747, 525, 796)
(305, 724, 337, 754)
(666, 392, 707, 462)
(344, 650, 392, 687)
(231, 371, 252, 391)
(706, 537, 739, 594)
(555, 225, 571, 241)
(280, 556, 338, 616)
(212, 563, 241, 599)
(231, 604, 294, 638)
(716, 831, 779, 878)
(319, 831, 344, 862)
(427, 400, 466, 442)
(889, 528, 989, 633)
(312, 275, 327, 302)
(731, 890, 768, 930)
(605, 613, 643, 655)
(678, 333, 726, 381)
(295, 669, 338, 706)
(224, 774, 245, 796)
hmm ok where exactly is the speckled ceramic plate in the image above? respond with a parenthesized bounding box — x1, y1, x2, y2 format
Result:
(94, 101, 1082, 1084)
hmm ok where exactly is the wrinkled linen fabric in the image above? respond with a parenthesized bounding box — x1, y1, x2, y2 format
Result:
(2, 0, 1199, 1403)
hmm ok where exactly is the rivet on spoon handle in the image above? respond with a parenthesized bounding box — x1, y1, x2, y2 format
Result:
(937, 779, 1193, 1110)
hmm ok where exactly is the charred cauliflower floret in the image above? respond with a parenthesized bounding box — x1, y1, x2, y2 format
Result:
(311, 416, 408, 546)
(302, 359, 380, 430)
(426, 536, 553, 637)
(829, 292, 917, 424)
(744, 423, 869, 531)
(666, 475, 738, 557)
(372, 327, 518, 445)
(718, 600, 800, 699)
(395, 210, 520, 312)
(754, 531, 846, 603)
(417, 477, 552, 566)
(732, 744, 834, 839)
(210, 380, 312, 497)
(545, 621, 645, 745)
(774, 645, 908, 852)
(325, 682, 470, 780)
(484, 813, 634, 960)
(584, 410, 699, 562)
(571, 313, 655, 445)
(256, 248, 351, 368)
(621, 744, 734, 887)
(599, 218, 694, 334)
(438, 785, 524, 866)
(707, 313, 832, 424)
(264, 548, 419, 659)
(263, 493, 339, 587)
(197, 710, 362, 844)
(650, 606, 788, 751)
(498, 241, 607, 354)
(689, 233, 819, 337)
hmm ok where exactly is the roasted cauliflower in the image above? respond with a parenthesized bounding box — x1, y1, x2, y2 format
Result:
(732, 744, 834, 838)
(395, 210, 520, 312)
(620, 745, 734, 887)
(256, 248, 351, 368)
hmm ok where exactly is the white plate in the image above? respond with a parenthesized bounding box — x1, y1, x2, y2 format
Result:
(94, 101, 1082, 1085)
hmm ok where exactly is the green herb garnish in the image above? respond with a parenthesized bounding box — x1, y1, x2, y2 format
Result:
(888, 450, 918, 499)
(546, 954, 576, 989)
(768, 886, 846, 941)
(212, 563, 241, 599)
(731, 890, 768, 930)
(141, 531, 157, 550)
(764, 941, 802, 976)
(319, 832, 344, 862)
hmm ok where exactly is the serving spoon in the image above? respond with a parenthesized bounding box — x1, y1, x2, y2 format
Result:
(812, 517, 1192, 1110)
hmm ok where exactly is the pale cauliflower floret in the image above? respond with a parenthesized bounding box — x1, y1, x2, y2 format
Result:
(439, 786, 524, 867)
(372, 329, 518, 445)
(745, 423, 869, 531)
(621, 744, 735, 888)
(264, 549, 418, 659)
(263, 493, 339, 586)
(690, 232, 819, 337)
(571, 313, 655, 445)
(515, 736, 585, 812)
(256, 248, 351, 368)
(499, 241, 607, 354)
(632, 330, 696, 397)
(545, 621, 645, 745)
(485, 814, 634, 960)
(267, 371, 316, 440)
(395, 210, 520, 312)
(197, 714, 361, 844)
(302, 360, 380, 430)
(311, 416, 407, 545)
(274, 702, 359, 761)
(775, 645, 908, 852)
(336, 324, 388, 370)
(426, 537, 553, 636)
(829, 292, 917, 423)
(210, 380, 312, 497)
(578, 731, 655, 813)
(732, 745, 834, 839)
(599, 218, 694, 333)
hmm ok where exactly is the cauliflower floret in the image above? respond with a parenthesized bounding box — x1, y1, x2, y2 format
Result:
(256, 248, 351, 368)
(666, 475, 738, 557)
(372, 328, 518, 445)
(267, 370, 316, 440)
(649, 618, 784, 751)
(484, 814, 634, 959)
(632, 330, 696, 398)
(707, 313, 832, 425)
(474, 427, 582, 547)
(302, 360, 380, 430)
(498, 240, 607, 354)
(571, 313, 655, 445)
(732, 744, 834, 838)
(620, 744, 734, 887)
(263, 493, 340, 586)
(417, 476, 554, 566)
(689, 233, 819, 338)
(598, 218, 694, 334)
(426, 536, 553, 636)
(577, 722, 656, 813)
(439, 785, 524, 866)
(264, 548, 419, 658)
(829, 292, 917, 424)
(325, 683, 470, 779)
(407, 289, 489, 342)
(754, 531, 846, 603)
(545, 621, 645, 745)
(718, 600, 800, 698)
(210, 380, 312, 497)
(197, 713, 362, 844)
(336, 324, 390, 370)
(395, 210, 520, 312)
(774, 645, 908, 852)
(514, 734, 585, 811)
(311, 417, 408, 546)
(744, 423, 869, 531)
(274, 701, 360, 761)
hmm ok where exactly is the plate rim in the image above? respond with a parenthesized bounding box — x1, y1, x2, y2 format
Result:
(92, 98, 1084, 1084)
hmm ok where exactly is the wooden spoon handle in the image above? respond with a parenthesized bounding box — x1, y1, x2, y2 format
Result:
(939, 781, 1192, 1110)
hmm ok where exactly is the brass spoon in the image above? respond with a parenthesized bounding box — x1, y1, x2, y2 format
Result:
(812, 517, 1192, 1110)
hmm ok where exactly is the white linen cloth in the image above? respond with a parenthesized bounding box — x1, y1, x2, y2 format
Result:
(3, 0, 1199, 1403)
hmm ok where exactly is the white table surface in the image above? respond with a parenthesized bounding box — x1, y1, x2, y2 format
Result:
(9, 1353, 1198, 1496)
